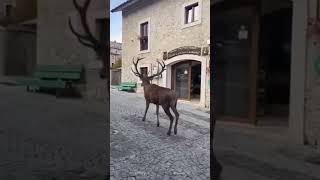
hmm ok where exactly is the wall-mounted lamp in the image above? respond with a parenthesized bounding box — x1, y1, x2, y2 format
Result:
(238, 25, 248, 40)
(184, 70, 188, 74)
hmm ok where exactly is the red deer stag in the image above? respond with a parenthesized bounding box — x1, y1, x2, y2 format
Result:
(131, 57, 179, 136)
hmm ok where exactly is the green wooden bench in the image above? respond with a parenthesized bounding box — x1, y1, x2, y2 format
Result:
(16, 65, 85, 97)
(117, 82, 137, 92)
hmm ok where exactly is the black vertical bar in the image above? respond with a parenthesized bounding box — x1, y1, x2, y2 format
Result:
(317, 0, 319, 19)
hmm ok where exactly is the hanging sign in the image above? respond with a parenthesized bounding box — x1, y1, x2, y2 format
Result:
(167, 46, 202, 59)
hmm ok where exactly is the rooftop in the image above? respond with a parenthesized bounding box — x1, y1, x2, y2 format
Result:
(111, 0, 141, 12)
(111, 0, 226, 12)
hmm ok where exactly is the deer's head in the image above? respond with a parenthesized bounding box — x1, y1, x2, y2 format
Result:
(131, 57, 166, 86)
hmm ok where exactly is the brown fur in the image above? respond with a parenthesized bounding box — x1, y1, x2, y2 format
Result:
(132, 57, 179, 135)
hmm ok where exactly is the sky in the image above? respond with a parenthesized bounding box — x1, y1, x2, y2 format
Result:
(110, 0, 127, 43)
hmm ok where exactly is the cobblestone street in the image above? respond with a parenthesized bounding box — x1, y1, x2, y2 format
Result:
(110, 88, 210, 180)
(0, 84, 108, 180)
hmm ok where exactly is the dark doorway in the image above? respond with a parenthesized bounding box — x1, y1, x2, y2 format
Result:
(172, 60, 201, 101)
(191, 63, 201, 100)
(212, 0, 293, 125)
(212, 6, 255, 122)
(257, 6, 292, 125)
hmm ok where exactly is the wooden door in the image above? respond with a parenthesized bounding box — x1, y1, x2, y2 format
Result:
(172, 61, 192, 100)
(212, 4, 259, 123)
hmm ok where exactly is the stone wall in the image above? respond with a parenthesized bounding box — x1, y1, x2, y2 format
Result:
(6, 28, 36, 76)
(0, 0, 37, 25)
(121, 0, 210, 107)
(37, 0, 108, 99)
(0, 27, 36, 76)
(0, 28, 7, 76)
(304, 0, 320, 146)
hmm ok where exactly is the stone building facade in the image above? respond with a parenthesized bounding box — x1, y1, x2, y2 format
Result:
(112, 0, 210, 108)
(304, 0, 320, 148)
(209, 0, 320, 148)
(110, 40, 122, 68)
(0, 0, 37, 26)
(0, 0, 36, 76)
(37, 0, 108, 99)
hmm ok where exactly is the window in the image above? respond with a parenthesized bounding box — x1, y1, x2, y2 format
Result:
(140, 67, 148, 77)
(140, 22, 148, 51)
(185, 3, 199, 24)
(182, 0, 202, 29)
(4, 4, 13, 17)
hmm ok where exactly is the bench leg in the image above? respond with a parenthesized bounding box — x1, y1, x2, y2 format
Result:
(56, 89, 61, 98)
(26, 86, 30, 92)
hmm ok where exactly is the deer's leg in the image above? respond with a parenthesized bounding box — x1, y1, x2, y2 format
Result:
(142, 102, 150, 121)
(162, 105, 174, 136)
(156, 105, 160, 127)
(171, 104, 179, 135)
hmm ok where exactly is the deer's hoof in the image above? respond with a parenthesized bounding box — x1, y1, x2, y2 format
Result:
(142, 118, 145, 121)
(157, 123, 160, 127)
(174, 129, 177, 135)
(167, 132, 171, 136)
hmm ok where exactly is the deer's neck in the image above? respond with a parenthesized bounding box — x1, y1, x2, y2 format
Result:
(143, 83, 153, 95)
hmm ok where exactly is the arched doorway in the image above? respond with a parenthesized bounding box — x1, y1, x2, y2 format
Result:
(172, 60, 201, 102)
(162, 54, 207, 107)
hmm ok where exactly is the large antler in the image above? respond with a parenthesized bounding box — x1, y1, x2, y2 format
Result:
(68, 0, 102, 53)
(131, 57, 145, 77)
(148, 59, 166, 79)
(69, 0, 109, 79)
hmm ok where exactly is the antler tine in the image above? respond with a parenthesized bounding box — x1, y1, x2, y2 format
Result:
(131, 57, 145, 77)
(148, 59, 166, 79)
(72, 0, 81, 11)
(156, 59, 166, 71)
(131, 67, 140, 76)
(157, 59, 166, 69)
(68, 18, 95, 48)
(132, 57, 137, 65)
(83, 0, 91, 11)
(69, 0, 100, 52)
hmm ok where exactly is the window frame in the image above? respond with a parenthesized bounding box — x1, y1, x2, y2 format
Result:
(140, 67, 148, 77)
(4, 3, 14, 17)
(138, 17, 151, 54)
(140, 22, 149, 51)
(134, 63, 152, 83)
(181, 0, 202, 29)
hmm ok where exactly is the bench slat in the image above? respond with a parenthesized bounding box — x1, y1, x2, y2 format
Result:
(16, 65, 85, 94)
(36, 65, 84, 73)
(17, 78, 66, 88)
(34, 72, 81, 80)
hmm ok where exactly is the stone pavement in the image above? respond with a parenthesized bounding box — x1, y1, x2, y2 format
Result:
(110, 89, 210, 180)
(0, 84, 108, 180)
(215, 121, 320, 180)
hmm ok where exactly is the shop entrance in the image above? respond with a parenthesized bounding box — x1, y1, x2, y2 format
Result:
(212, 0, 293, 125)
(172, 60, 201, 102)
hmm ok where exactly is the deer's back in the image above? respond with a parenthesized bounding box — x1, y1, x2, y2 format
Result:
(144, 84, 176, 105)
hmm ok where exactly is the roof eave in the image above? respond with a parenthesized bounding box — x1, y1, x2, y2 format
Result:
(111, 0, 140, 13)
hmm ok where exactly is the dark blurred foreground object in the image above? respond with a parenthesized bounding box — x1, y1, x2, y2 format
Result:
(68, 0, 109, 177)
(211, 123, 222, 180)
(212, 151, 223, 180)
